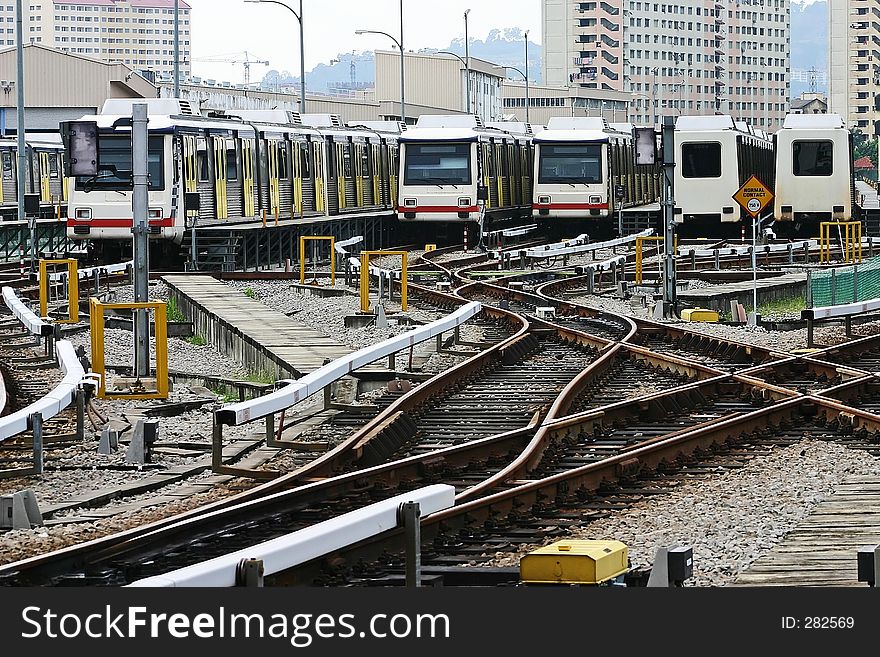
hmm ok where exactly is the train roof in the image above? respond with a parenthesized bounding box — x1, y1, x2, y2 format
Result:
(400, 114, 526, 143)
(534, 116, 620, 143)
(781, 113, 847, 130)
(675, 115, 737, 131)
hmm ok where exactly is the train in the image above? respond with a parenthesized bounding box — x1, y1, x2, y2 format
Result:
(63, 98, 403, 258)
(673, 115, 775, 235)
(0, 135, 68, 220)
(532, 117, 661, 227)
(61, 102, 867, 257)
(396, 114, 533, 236)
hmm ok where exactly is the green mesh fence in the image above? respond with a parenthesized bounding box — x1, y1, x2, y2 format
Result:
(810, 256, 880, 307)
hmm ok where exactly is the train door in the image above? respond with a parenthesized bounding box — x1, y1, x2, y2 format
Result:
(314, 141, 327, 214)
(371, 143, 382, 207)
(182, 135, 198, 227)
(241, 138, 256, 218)
(389, 144, 398, 208)
(289, 140, 303, 218)
(267, 140, 281, 218)
(335, 141, 347, 211)
(38, 152, 51, 203)
(212, 137, 228, 220)
(354, 142, 365, 207)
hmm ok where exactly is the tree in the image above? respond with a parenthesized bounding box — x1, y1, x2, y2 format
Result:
(852, 128, 878, 168)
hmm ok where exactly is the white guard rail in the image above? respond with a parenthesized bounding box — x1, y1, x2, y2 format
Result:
(676, 240, 815, 257)
(485, 224, 539, 239)
(802, 297, 880, 321)
(0, 340, 85, 441)
(127, 484, 456, 587)
(47, 260, 132, 283)
(522, 228, 655, 259)
(2, 286, 52, 337)
(577, 254, 627, 273)
(334, 235, 364, 255)
(217, 301, 482, 425)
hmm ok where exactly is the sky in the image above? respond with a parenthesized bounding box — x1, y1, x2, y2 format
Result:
(186, 0, 542, 85)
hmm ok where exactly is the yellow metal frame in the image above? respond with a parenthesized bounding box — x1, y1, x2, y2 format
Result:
(820, 221, 862, 264)
(635, 236, 664, 284)
(299, 236, 336, 285)
(360, 251, 408, 313)
(89, 298, 169, 400)
(39, 259, 79, 323)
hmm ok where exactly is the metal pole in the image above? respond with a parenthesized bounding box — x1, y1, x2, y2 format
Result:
(400, 501, 421, 587)
(464, 9, 470, 115)
(299, 0, 306, 113)
(173, 0, 180, 97)
(132, 103, 151, 378)
(750, 212, 758, 325)
(525, 31, 530, 125)
(661, 116, 676, 315)
(399, 0, 406, 124)
(15, 0, 28, 272)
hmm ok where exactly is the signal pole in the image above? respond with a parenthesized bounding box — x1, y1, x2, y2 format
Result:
(661, 115, 677, 317)
(132, 104, 151, 378)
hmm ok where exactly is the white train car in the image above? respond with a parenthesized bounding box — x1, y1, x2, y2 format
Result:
(773, 113, 853, 229)
(674, 115, 774, 230)
(65, 100, 400, 252)
(397, 115, 532, 230)
(532, 117, 659, 227)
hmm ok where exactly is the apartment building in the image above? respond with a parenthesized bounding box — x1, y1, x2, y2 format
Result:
(829, 0, 880, 136)
(542, 0, 790, 131)
(0, 0, 190, 82)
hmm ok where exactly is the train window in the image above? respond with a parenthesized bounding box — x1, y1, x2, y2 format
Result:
(338, 143, 350, 179)
(793, 140, 833, 177)
(362, 146, 371, 178)
(49, 154, 59, 178)
(196, 138, 209, 182)
(2, 151, 12, 179)
(538, 143, 602, 184)
(301, 142, 311, 178)
(226, 140, 238, 181)
(74, 134, 165, 190)
(277, 142, 289, 179)
(681, 142, 722, 178)
(403, 142, 472, 186)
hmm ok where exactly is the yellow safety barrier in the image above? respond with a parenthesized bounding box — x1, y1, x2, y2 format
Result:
(820, 221, 862, 264)
(299, 236, 336, 285)
(360, 251, 408, 313)
(89, 298, 169, 400)
(635, 236, 664, 284)
(39, 259, 79, 324)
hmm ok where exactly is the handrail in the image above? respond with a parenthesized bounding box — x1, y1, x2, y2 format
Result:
(802, 297, 880, 321)
(2, 286, 52, 336)
(522, 228, 654, 258)
(126, 484, 456, 587)
(216, 301, 482, 425)
(0, 340, 85, 441)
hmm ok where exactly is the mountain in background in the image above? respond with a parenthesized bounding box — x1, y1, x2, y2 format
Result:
(260, 28, 542, 94)
(791, 0, 828, 97)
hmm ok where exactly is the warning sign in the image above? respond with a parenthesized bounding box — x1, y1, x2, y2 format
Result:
(732, 175, 774, 218)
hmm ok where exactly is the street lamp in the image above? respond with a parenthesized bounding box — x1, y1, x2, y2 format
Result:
(498, 65, 529, 124)
(356, 1, 406, 123)
(464, 8, 471, 114)
(437, 51, 471, 114)
(524, 30, 530, 126)
(245, 0, 306, 113)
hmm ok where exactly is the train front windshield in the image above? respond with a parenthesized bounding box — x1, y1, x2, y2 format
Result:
(74, 134, 165, 191)
(403, 142, 471, 186)
(538, 143, 602, 184)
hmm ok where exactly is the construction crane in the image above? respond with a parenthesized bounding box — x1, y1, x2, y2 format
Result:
(192, 51, 270, 86)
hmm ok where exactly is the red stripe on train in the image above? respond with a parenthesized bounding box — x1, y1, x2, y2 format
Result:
(397, 206, 480, 213)
(67, 218, 175, 228)
(533, 203, 609, 210)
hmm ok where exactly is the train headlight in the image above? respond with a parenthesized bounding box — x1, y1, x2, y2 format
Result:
(74, 208, 92, 220)
(404, 198, 417, 207)
(538, 196, 551, 205)
(458, 197, 471, 207)
(148, 208, 162, 219)
(590, 195, 602, 204)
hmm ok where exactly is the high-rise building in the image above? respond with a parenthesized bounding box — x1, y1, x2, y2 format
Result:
(542, 0, 790, 131)
(0, 0, 190, 83)
(828, 0, 880, 137)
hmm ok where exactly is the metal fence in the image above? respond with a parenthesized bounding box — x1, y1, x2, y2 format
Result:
(809, 256, 880, 307)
